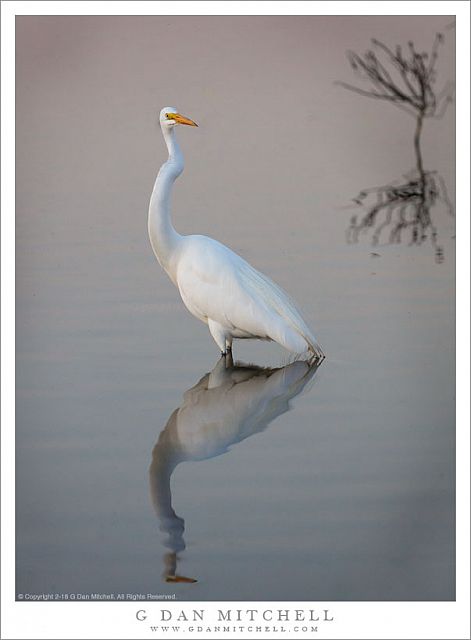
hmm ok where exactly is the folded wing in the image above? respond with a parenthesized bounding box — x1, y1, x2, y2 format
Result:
(176, 235, 322, 355)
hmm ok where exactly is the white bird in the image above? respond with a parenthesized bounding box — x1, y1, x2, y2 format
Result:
(148, 107, 324, 358)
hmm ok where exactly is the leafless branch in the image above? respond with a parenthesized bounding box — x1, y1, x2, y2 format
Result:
(340, 31, 453, 262)
(335, 81, 407, 102)
(340, 34, 447, 120)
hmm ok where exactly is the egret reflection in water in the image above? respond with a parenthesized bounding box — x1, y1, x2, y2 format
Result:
(149, 356, 320, 584)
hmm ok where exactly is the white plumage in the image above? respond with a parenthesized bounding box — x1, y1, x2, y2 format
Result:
(148, 107, 324, 358)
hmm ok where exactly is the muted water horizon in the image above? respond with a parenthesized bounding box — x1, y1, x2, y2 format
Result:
(16, 15, 455, 601)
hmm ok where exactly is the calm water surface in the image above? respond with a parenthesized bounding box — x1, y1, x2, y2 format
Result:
(16, 16, 455, 601)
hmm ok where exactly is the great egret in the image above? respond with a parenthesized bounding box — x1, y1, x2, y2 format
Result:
(148, 107, 324, 358)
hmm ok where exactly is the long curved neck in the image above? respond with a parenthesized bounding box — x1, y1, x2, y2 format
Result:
(148, 126, 184, 277)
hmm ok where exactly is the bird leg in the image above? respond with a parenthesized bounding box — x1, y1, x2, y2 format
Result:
(208, 319, 230, 356)
(221, 342, 233, 358)
(216, 351, 234, 369)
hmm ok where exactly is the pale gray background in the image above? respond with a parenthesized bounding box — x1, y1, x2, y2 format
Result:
(16, 16, 455, 600)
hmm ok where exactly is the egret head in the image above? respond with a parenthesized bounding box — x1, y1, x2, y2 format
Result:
(160, 107, 198, 129)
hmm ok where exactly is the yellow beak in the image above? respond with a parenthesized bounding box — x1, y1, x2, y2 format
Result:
(170, 112, 198, 127)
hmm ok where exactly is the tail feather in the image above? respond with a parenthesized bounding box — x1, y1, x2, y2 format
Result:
(308, 340, 325, 359)
(239, 262, 324, 357)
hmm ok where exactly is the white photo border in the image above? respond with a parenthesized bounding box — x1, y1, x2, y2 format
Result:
(2, 2, 469, 639)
